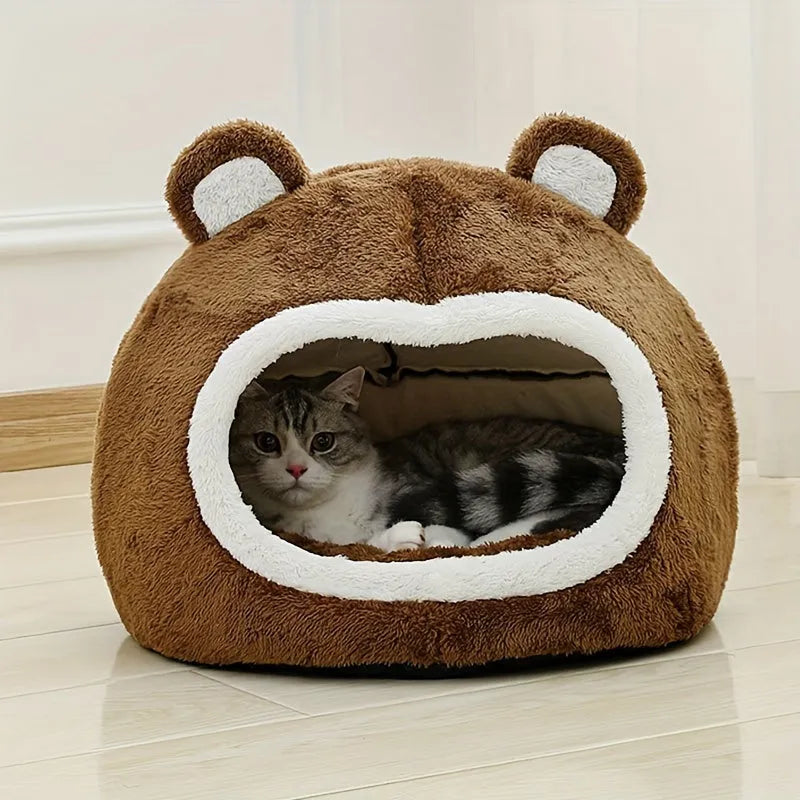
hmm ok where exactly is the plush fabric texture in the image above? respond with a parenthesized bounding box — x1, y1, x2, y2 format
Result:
(186, 292, 670, 602)
(507, 114, 646, 234)
(166, 120, 308, 243)
(532, 144, 618, 218)
(193, 156, 288, 237)
(93, 115, 738, 669)
(275, 529, 578, 560)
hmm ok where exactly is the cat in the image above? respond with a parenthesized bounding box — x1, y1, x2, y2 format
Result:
(229, 367, 625, 551)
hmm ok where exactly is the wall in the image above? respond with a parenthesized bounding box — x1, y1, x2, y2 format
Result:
(751, 0, 800, 475)
(0, 0, 787, 464)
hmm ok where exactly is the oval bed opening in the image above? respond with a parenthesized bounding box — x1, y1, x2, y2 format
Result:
(187, 292, 671, 602)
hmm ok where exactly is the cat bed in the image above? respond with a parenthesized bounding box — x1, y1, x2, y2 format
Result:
(92, 114, 738, 669)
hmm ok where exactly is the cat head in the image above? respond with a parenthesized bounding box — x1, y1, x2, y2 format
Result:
(229, 367, 372, 509)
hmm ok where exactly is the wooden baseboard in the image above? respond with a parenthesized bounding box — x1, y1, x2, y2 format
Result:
(0, 385, 104, 472)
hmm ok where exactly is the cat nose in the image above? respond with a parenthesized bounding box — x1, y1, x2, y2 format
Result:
(286, 464, 308, 480)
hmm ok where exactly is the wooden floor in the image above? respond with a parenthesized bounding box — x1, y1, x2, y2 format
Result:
(0, 464, 798, 798)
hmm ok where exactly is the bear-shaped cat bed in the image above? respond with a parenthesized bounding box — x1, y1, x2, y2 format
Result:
(93, 114, 738, 670)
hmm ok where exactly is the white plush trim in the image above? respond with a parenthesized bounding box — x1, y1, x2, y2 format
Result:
(192, 156, 286, 237)
(187, 293, 671, 602)
(533, 145, 616, 218)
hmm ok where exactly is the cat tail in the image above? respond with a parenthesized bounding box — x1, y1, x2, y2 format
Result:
(457, 449, 624, 537)
(520, 449, 624, 519)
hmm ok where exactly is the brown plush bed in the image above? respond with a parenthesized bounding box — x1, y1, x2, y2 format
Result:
(92, 114, 738, 670)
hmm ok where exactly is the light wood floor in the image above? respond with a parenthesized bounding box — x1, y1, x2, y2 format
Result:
(0, 464, 797, 798)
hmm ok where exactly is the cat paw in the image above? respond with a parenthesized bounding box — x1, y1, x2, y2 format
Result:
(424, 525, 471, 548)
(369, 521, 425, 552)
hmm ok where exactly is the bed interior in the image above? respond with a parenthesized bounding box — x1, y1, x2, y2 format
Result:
(261, 336, 623, 440)
(231, 335, 624, 560)
(245, 336, 624, 555)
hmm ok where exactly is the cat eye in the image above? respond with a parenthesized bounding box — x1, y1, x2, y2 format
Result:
(311, 432, 336, 453)
(253, 432, 280, 454)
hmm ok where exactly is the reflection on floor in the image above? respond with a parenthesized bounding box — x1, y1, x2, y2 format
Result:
(0, 462, 798, 799)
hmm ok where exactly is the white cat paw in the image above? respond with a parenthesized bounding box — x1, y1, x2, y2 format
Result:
(368, 521, 425, 552)
(424, 525, 471, 548)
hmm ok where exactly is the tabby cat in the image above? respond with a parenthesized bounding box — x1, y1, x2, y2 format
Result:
(229, 367, 624, 551)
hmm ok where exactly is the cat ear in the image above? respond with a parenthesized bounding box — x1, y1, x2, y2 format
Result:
(321, 367, 365, 410)
(506, 114, 646, 235)
(239, 380, 270, 403)
(166, 120, 309, 243)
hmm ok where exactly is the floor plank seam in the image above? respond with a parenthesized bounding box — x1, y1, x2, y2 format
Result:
(188, 669, 314, 716)
(0, 638, 731, 715)
(7, 709, 793, 792)
(0, 492, 89, 508)
(0, 667, 188, 701)
(0, 575, 104, 592)
(0, 708, 311, 770)
(1, 571, 104, 592)
(283, 710, 800, 800)
(275, 647, 730, 719)
(729, 635, 800, 653)
(0, 621, 120, 643)
(726, 576, 800, 593)
(0, 529, 92, 544)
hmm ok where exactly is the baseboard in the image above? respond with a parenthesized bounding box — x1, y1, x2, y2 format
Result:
(0, 385, 104, 471)
(0, 204, 177, 257)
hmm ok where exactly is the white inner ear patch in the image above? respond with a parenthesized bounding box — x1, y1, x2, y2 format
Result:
(532, 145, 617, 219)
(193, 156, 286, 237)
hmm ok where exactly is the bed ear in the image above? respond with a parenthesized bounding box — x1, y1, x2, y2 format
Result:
(506, 114, 646, 235)
(166, 120, 309, 243)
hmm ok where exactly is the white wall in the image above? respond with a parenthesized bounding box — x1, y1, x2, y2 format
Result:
(1, 0, 792, 465)
(751, 0, 800, 475)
